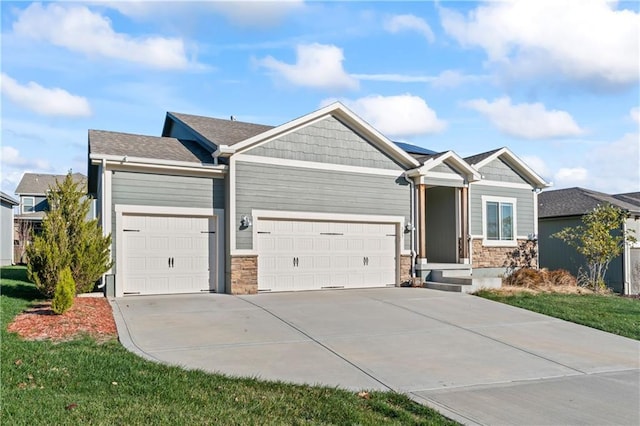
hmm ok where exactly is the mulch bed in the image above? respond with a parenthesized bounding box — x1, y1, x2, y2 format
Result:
(7, 297, 117, 342)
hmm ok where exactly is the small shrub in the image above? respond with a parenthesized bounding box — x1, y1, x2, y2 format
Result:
(51, 267, 75, 315)
(547, 269, 578, 287)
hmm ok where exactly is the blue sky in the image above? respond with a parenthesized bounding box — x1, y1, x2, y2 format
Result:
(1, 0, 639, 195)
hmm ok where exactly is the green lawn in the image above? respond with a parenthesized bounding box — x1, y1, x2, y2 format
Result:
(1, 266, 456, 425)
(475, 289, 640, 340)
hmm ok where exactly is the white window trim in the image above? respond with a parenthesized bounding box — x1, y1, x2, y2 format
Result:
(481, 195, 517, 247)
(22, 196, 35, 214)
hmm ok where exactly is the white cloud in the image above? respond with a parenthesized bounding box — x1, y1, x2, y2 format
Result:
(630, 107, 640, 124)
(384, 14, 435, 42)
(12, 3, 192, 70)
(553, 167, 589, 188)
(464, 97, 584, 139)
(323, 94, 446, 138)
(352, 70, 488, 88)
(585, 132, 640, 193)
(1, 73, 91, 117)
(1, 146, 54, 194)
(521, 155, 551, 181)
(258, 43, 359, 91)
(440, 1, 639, 88)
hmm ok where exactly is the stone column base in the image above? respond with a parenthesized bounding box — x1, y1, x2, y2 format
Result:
(400, 254, 413, 285)
(230, 255, 258, 295)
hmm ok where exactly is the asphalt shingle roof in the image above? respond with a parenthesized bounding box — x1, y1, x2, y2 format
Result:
(15, 173, 86, 195)
(614, 192, 640, 207)
(538, 187, 640, 218)
(168, 112, 275, 146)
(89, 130, 215, 164)
(1, 191, 18, 205)
(464, 148, 503, 165)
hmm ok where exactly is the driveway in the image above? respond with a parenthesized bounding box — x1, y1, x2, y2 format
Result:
(111, 288, 640, 425)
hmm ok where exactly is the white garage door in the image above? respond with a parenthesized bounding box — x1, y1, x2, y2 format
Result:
(122, 215, 215, 295)
(257, 219, 396, 292)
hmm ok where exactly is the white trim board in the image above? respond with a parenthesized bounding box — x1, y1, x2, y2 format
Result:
(234, 154, 405, 177)
(472, 180, 535, 190)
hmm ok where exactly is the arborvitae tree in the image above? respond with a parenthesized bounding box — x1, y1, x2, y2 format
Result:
(51, 267, 75, 314)
(27, 172, 113, 296)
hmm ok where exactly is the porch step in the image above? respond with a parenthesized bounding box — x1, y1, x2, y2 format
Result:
(424, 281, 472, 293)
(424, 269, 502, 294)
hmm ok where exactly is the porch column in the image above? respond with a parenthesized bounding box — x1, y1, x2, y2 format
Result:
(417, 183, 427, 262)
(459, 186, 469, 262)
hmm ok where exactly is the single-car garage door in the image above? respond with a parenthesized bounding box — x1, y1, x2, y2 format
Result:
(257, 219, 396, 292)
(122, 215, 216, 295)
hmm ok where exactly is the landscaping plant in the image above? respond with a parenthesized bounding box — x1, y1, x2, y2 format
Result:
(26, 172, 112, 296)
(51, 267, 75, 314)
(552, 203, 636, 292)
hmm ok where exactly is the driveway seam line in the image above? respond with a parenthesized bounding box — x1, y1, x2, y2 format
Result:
(370, 295, 588, 375)
(237, 296, 394, 392)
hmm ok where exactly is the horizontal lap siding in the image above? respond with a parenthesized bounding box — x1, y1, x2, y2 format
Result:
(111, 171, 224, 274)
(112, 171, 222, 209)
(248, 116, 403, 170)
(235, 161, 410, 250)
(470, 185, 534, 236)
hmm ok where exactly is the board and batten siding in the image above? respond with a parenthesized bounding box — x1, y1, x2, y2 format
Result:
(247, 116, 403, 171)
(470, 185, 535, 237)
(478, 158, 528, 184)
(234, 161, 411, 250)
(110, 171, 224, 273)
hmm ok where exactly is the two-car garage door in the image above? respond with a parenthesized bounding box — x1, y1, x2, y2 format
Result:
(257, 219, 397, 292)
(121, 215, 215, 295)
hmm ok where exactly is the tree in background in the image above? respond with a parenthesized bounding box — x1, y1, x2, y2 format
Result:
(27, 172, 112, 297)
(553, 204, 636, 292)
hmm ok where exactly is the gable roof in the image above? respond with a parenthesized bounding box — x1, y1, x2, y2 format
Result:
(465, 147, 549, 189)
(538, 187, 640, 218)
(1, 191, 18, 205)
(89, 129, 215, 165)
(164, 112, 274, 147)
(15, 173, 86, 195)
(220, 102, 421, 169)
(407, 151, 482, 182)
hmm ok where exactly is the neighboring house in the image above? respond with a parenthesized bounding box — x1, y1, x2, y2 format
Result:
(87, 102, 549, 297)
(14, 173, 91, 263)
(538, 187, 640, 294)
(1, 191, 19, 266)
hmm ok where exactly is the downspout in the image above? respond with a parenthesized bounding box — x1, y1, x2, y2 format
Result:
(403, 172, 417, 278)
(97, 158, 107, 289)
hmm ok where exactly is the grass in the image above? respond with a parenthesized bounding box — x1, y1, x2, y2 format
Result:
(475, 288, 640, 340)
(1, 266, 457, 425)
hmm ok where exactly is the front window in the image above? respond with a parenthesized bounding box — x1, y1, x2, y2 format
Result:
(22, 197, 35, 214)
(483, 197, 516, 245)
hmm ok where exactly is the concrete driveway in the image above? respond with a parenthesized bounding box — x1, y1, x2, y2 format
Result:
(111, 288, 640, 425)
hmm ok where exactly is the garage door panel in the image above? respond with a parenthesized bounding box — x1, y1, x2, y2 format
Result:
(122, 215, 214, 295)
(257, 218, 397, 292)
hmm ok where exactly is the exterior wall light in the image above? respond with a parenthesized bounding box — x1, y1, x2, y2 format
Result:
(240, 215, 252, 228)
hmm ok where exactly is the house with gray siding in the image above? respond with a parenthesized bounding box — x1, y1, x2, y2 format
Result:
(538, 187, 640, 294)
(1, 191, 19, 266)
(88, 102, 549, 297)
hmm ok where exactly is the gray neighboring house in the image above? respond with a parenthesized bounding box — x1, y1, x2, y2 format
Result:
(1, 191, 19, 266)
(88, 102, 549, 297)
(538, 187, 640, 294)
(14, 173, 91, 263)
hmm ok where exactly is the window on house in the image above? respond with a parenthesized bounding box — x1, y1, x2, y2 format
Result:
(22, 197, 35, 214)
(483, 197, 516, 245)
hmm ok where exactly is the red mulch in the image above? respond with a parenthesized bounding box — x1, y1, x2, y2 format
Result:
(7, 297, 117, 343)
